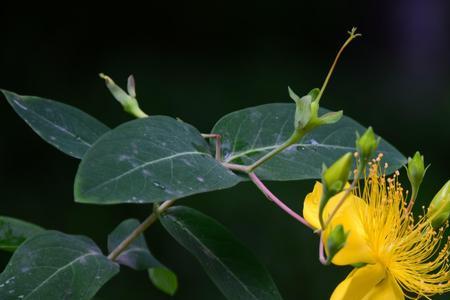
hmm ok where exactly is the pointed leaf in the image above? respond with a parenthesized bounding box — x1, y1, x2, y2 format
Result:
(317, 110, 343, 125)
(75, 116, 241, 204)
(148, 267, 178, 296)
(0, 216, 44, 252)
(161, 206, 283, 300)
(2, 90, 109, 159)
(213, 103, 406, 180)
(0, 231, 119, 300)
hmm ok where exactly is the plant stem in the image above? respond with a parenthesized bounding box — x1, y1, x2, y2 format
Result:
(222, 162, 251, 173)
(318, 232, 329, 265)
(248, 131, 304, 172)
(406, 186, 418, 214)
(131, 107, 149, 119)
(220, 29, 361, 174)
(315, 27, 361, 104)
(248, 172, 314, 230)
(107, 199, 176, 261)
(201, 133, 222, 161)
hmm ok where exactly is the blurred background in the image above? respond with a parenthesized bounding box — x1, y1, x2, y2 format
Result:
(1, 1, 449, 299)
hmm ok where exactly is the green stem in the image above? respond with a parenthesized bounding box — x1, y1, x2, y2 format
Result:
(129, 106, 149, 119)
(107, 199, 176, 261)
(248, 130, 305, 172)
(222, 162, 251, 173)
(315, 28, 361, 104)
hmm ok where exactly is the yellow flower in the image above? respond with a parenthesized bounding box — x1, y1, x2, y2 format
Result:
(303, 163, 450, 299)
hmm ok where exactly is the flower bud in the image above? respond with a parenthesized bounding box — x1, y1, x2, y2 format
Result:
(322, 152, 353, 196)
(99, 73, 148, 118)
(319, 153, 353, 227)
(289, 87, 312, 130)
(427, 180, 450, 228)
(406, 151, 426, 194)
(356, 127, 379, 161)
(326, 224, 349, 264)
(288, 87, 342, 134)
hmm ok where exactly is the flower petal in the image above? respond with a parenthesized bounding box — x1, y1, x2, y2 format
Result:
(303, 181, 323, 229)
(362, 272, 404, 300)
(303, 182, 375, 265)
(331, 263, 386, 300)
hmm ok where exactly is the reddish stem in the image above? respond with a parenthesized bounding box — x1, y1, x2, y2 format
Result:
(248, 172, 314, 230)
(202, 133, 222, 161)
(319, 233, 328, 265)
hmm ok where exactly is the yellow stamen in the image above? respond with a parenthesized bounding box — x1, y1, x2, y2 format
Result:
(356, 162, 450, 298)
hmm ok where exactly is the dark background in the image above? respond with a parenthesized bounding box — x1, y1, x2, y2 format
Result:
(1, 1, 450, 299)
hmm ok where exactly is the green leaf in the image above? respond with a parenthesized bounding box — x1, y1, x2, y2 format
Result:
(212, 103, 406, 180)
(75, 116, 241, 204)
(0, 216, 44, 252)
(2, 90, 110, 159)
(108, 219, 178, 295)
(161, 206, 283, 300)
(148, 267, 178, 296)
(0, 231, 119, 300)
(107, 218, 161, 270)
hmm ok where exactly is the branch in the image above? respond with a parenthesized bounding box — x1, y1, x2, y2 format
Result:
(201, 133, 222, 161)
(107, 199, 176, 261)
(248, 172, 314, 230)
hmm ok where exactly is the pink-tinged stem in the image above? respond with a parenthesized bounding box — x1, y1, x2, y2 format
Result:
(319, 233, 328, 265)
(201, 133, 222, 161)
(248, 172, 314, 230)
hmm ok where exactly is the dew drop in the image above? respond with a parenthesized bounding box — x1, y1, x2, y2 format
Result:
(309, 139, 319, 145)
(153, 181, 166, 190)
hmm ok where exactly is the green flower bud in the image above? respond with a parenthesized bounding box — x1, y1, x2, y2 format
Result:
(288, 87, 342, 133)
(427, 180, 450, 228)
(356, 127, 379, 161)
(99, 73, 148, 118)
(289, 87, 312, 130)
(319, 153, 353, 228)
(322, 152, 353, 196)
(406, 151, 426, 194)
(326, 224, 349, 264)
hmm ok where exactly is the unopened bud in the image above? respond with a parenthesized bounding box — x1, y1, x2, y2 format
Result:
(326, 224, 349, 264)
(322, 152, 353, 195)
(356, 127, 379, 161)
(427, 180, 450, 228)
(406, 151, 426, 194)
(289, 87, 312, 130)
(99, 73, 148, 118)
(319, 153, 353, 227)
(288, 86, 342, 134)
